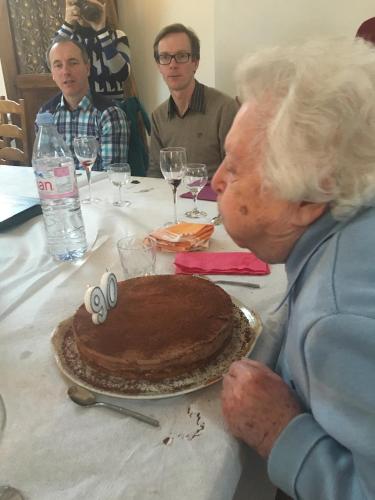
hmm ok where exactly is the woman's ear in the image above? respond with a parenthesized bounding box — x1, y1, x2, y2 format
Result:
(292, 202, 328, 228)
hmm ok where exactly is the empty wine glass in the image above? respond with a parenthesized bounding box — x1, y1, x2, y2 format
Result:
(0, 394, 6, 438)
(0, 394, 24, 499)
(107, 163, 132, 207)
(160, 147, 186, 224)
(183, 163, 208, 218)
(73, 136, 99, 204)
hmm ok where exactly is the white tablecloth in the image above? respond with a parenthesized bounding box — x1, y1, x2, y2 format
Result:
(0, 166, 287, 500)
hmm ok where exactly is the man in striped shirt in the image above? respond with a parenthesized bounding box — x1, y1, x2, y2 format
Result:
(56, 0, 131, 99)
(38, 37, 129, 171)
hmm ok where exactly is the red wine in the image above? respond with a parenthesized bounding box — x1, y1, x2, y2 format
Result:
(168, 178, 182, 189)
(79, 159, 94, 171)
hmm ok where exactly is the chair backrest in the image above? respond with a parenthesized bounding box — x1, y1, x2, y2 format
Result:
(117, 97, 151, 177)
(0, 96, 30, 166)
(123, 73, 150, 160)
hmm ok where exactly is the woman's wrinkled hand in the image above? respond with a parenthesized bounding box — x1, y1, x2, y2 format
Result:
(221, 359, 302, 458)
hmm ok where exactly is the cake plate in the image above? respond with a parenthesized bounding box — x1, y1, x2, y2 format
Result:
(51, 298, 262, 400)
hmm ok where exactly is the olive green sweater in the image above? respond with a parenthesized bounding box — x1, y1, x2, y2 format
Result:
(149, 82, 239, 178)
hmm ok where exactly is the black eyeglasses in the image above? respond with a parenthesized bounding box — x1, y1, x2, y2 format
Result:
(157, 52, 191, 65)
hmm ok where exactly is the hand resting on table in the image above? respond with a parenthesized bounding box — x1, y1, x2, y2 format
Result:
(221, 359, 302, 458)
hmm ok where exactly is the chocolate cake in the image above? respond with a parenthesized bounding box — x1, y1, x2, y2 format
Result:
(72, 275, 233, 381)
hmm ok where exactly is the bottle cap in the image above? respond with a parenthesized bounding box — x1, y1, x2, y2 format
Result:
(36, 112, 54, 126)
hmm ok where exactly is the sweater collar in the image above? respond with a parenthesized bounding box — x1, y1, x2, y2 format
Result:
(168, 80, 205, 119)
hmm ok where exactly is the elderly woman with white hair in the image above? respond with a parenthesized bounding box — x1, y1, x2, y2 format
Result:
(213, 38, 375, 499)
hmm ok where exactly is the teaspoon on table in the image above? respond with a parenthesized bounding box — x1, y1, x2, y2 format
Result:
(210, 214, 222, 226)
(133, 188, 155, 193)
(213, 280, 260, 289)
(194, 275, 260, 289)
(67, 385, 159, 427)
(0, 486, 24, 500)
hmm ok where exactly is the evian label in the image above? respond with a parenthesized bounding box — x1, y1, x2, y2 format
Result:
(35, 160, 78, 199)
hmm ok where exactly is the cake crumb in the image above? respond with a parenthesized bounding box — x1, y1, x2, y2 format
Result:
(180, 409, 206, 440)
(187, 421, 205, 440)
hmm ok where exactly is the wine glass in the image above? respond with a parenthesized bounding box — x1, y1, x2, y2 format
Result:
(107, 163, 132, 207)
(0, 394, 6, 438)
(73, 136, 99, 204)
(182, 163, 208, 218)
(160, 147, 186, 224)
(0, 394, 24, 499)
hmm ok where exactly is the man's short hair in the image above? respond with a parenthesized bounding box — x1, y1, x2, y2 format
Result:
(153, 23, 200, 62)
(46, 36, 89, 69)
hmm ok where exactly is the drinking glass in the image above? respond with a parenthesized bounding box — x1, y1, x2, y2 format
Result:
(117, 236, 156, 279)
(182, 163, 208, 218)
(73, 136, 99, 204)
(107, 163, 131, 207)
(160, 147, 186, 224)
(0, 394, 24, 499)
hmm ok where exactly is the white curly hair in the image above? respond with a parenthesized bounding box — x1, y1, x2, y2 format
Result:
(236, 37, 375, 219)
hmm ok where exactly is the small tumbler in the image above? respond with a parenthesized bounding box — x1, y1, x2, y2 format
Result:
(117, 236, 156, 279)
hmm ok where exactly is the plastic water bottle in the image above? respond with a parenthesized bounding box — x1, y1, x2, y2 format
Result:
(32, 112, 88, 262)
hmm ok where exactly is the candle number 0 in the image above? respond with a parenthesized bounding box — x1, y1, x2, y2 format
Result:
(100, 272, 118, 309)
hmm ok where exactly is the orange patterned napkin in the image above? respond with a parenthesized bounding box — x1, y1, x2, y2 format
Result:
(149, 222, 215, 252)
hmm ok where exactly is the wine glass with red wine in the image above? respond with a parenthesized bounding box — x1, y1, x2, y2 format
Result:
(160, 147, 186, 224)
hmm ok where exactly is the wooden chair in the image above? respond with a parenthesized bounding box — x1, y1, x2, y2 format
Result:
(0, 96, 30, 166)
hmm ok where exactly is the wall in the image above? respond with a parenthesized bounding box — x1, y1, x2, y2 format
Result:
(0, 1, 374, 110)
(119, 0, 215, 115)
(215, 0, 375, 96)
(120, 1, 374, 114)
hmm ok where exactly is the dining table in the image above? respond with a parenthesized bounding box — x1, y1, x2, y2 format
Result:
(0, 165, 287, 500)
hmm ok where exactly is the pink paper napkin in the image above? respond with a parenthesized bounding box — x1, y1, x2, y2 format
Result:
(180, 183, 217, 201)
(174, 252, 270, 275)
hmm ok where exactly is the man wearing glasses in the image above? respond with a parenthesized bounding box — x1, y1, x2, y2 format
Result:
(148, 23, 239, 178)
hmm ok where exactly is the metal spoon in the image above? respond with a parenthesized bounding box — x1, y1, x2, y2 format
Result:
(213, 280, 260, 289)
(0, 486, 24, 500)
(67, 385, 159, 427)
(134, 188, 155, 193)
(210, 214, 222, 226)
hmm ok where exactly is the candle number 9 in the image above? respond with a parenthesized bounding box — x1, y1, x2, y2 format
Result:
(84, 272, 118, 324)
